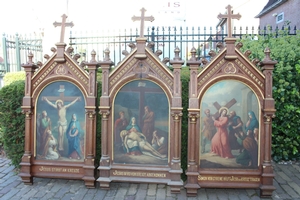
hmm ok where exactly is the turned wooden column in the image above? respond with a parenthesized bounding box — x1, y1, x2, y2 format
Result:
(185, 47, 201, 196)
(20, 53, 38, 185)
(260, 47, 277, 197)
(83, 50, 99, 188)
(97, 48, 114, 188)
(169, 47, 184, 193)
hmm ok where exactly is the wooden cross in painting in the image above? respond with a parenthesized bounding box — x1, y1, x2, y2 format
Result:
(53, 14, 74, 43)
(132, 8, 155, 37)
(217, 5, 241, 38)
(212, 98, 237, 118)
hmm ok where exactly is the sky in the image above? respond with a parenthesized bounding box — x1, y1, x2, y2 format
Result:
(1, 0, 268, 52)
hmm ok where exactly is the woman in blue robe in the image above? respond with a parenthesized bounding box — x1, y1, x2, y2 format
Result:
(66, 113, 82, 159)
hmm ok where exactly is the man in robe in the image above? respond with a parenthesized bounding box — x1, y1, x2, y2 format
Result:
(201, 109, 216, 153)
(228, 110, 243, 152)
(142, 106, 155, 143)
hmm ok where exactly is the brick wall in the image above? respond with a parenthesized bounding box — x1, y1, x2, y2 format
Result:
(259, 0, 300, 29)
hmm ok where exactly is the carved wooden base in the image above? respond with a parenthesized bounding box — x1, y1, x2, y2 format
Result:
(185, 183, 200, 197)
(97, 177, 111, 189)
(260, 185, 276, 197)
(19, 172, 33, 185)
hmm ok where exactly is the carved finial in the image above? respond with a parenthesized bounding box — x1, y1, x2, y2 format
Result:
(44, 54, 50, 60)
(67, 46, 74, 54)
(147, 42, 155, 50)
(155, 49, 162, 57)
(201, 57, 208, 66)
(122, 50, 129, 57)
(216, 42, 224, 51)
(209, 50, 216, 58)
(263, 47, 271, 61)
(80, 61, 86, 68)
(236, 42, 243, 49)
(128, 42, 136, 51)
(37, 61, 43, 67)
(252, 58, 260, 65)
(189, 47, 197, 61)
(51, 47, 57, 53)
(162, 57, 170, 64)
(103, 48, 111, 61)
(90, 50, 96, 62)
(28, 52, 34, 64)
(244, 50, 252, 58)
(73, 53, 80, 62)
(173, 47, 181, 61)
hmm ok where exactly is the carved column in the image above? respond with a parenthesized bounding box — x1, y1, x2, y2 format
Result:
(20, 53, 38, 184)
(169, 47, 184, 193)
(260, 47, 277, 197)
(185, 47, 201, 196)
(83, 50, 99, 188)
(97, 48, 113, 188)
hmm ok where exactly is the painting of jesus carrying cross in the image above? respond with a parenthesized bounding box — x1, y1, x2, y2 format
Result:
(200, 80, 259, 169)
(35, 81, 86, 162)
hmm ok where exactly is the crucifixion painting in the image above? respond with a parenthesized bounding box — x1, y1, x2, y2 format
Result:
(35, 81, 86, 161)
(200, 80, 259, 169)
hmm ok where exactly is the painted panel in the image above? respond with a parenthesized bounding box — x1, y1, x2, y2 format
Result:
(35, 81, 85, 161)
(200, 80, 259, 169)
(113, 80, 169, 165)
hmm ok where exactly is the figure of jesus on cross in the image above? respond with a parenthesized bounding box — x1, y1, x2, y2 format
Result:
(42, 85, 80, 153)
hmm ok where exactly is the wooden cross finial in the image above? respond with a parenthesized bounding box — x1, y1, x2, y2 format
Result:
(132, 8, 154, 37)
(53, 14, 74, 43)
(217, 5, 241, 38)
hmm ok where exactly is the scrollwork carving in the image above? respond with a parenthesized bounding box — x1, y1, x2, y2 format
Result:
(86, 110, 96, 118)
(263, 114, 275, 122)
(171, 112, 183, 121)
(99, 110, 110, 119)
(188, 113, 200, 123)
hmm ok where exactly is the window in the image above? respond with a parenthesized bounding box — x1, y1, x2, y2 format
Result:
(276, 12, 284, 23)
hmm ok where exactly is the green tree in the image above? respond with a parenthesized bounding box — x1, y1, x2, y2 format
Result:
(239, 31, 300, 161)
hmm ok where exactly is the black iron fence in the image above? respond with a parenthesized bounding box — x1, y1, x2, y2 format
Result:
(1, 33, 43, 74)
(69, 25, 299, 67)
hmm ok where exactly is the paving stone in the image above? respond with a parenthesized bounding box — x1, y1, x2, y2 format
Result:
(136, 188, 147, 199)
(156, 188, 166, 200)
(94, 189, 108, 200)
(281, 184, 300, 199)
(147, 183, 157, 196)
(115, 188, 128, 199)
(127, 183, 138, 195)
(0, 188, 19, 200)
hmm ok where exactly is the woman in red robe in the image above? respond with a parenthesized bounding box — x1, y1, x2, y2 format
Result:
(210, 107, 234, 159)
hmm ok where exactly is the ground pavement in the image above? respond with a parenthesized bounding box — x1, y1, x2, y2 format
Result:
(0, 157, 300, 200)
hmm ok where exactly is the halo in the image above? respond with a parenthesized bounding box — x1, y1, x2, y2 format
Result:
(219, 106, 229, 114)
(55, 99, 64, 105)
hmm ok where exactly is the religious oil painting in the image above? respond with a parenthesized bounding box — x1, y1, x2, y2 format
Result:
(35, 81, 86, 162)
(199, 80, 259, 169)
(113, 80, 169, 165)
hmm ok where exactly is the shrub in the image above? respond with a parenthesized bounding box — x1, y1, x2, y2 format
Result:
(239, 31, 300, 161)
(0, 80, 25, 167)
(3, 71, 25, 86)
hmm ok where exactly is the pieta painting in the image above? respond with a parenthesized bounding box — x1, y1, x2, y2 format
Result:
(200, 80, 259, 169)
(113, 80, 169, 165)
(35, 81, 86, 161)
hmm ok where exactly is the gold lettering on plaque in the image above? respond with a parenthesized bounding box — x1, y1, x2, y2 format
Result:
(198, 175, 260, 182)
(38, 166, 80, 173)
(112, 170, 166, 178)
